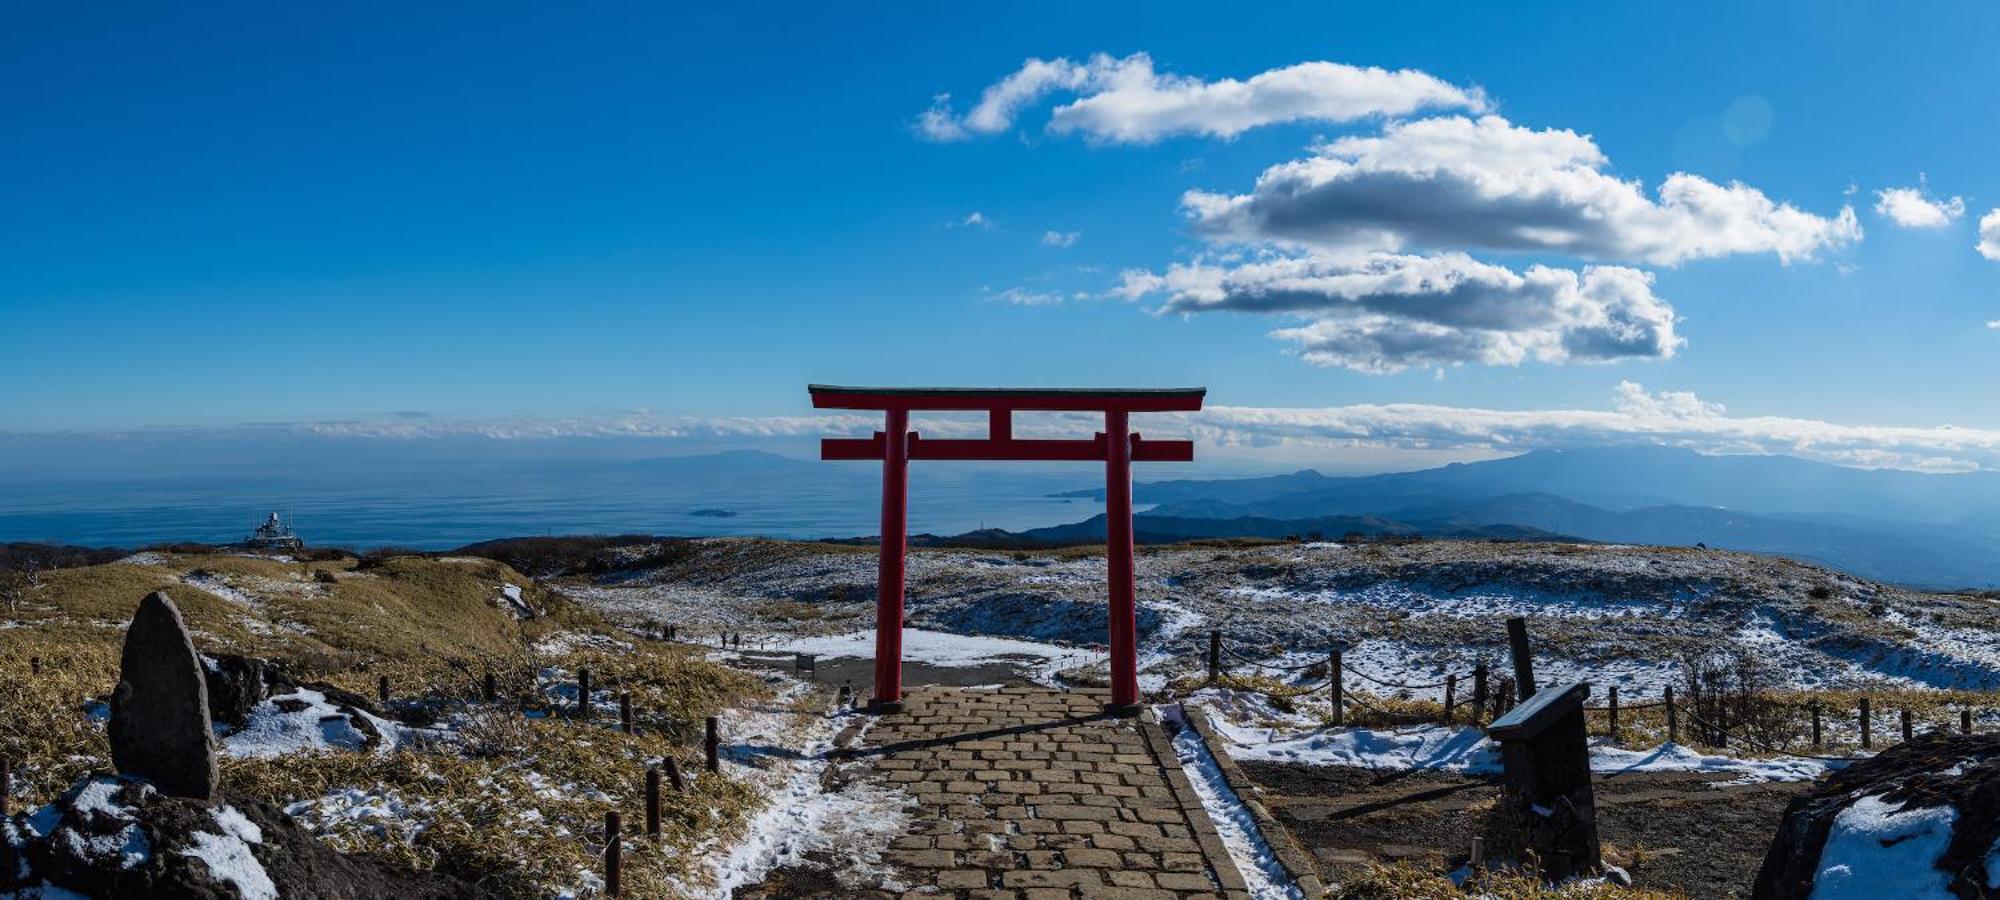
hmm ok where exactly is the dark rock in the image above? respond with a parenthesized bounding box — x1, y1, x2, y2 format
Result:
(201, 654, 291, 729)
(1752, 732, 2000, 899)
(4, 774, 489, 898)
(110, 591, 220, 801)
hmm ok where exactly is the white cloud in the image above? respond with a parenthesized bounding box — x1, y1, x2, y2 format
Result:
(1181, 382, 2000, 473)
(991, 286, 1066, 306)
(27, 384, 2000, 473)
(1041, 230, 1081, 248)
(918, 53, 1486, 144)
(1184, 115, 1861, 266)
(953, 211, 994, 230)
(1980, 208, 2000, 261)
(1874, 179, 1965, 228)
(1118, 252, 1679, 373)
(1986, 319, 2000, 330)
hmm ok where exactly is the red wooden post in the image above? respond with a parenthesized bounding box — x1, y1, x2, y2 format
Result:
(1105, 409, 1140, 713)
(872, 408, 909, 714)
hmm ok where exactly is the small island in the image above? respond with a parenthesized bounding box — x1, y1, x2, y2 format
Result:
(689, 508, 738, 518)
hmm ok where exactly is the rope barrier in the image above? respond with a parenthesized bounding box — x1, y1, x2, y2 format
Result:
(1340, 665, 1453, 692)
(1217, 642, 1327, 674)
(1583, 700, 1669, 711)
(1676, 707, 1859, 764)
(1342, 689, 1448, 724)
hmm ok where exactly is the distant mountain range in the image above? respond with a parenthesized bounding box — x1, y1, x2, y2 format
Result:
(1025, 447, 2000, 588)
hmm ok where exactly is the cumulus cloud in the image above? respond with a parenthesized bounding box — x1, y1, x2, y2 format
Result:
(1980, 208, 2000, 261)
(1180, 382, 2000, 472)
(1874, 179, 1965, 228)
(954, 211, 994, 230)
(1041, 230, 1081, 247)
(1184, 115, 1861, 266)
(918, 53, 1485, 143)
(1118, 252, 1680, 373)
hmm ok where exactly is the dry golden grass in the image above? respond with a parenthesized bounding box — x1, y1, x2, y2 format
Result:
(1, 551, 772, 898)
(1331, 862, 1687, 899)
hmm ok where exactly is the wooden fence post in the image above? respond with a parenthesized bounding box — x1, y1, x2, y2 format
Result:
(604, 811, 622, 897)
(619, 693, 633, 735)
(29, 657, 39, 675)
(1329, 644, 1345, 726)
(645, 767, 662, 837)
(578, 669, 592, 719)
(1, 756, 10, 818)
(1965, 709, 1975, 735)
(1444, 674, 1457, 725)
(377, 675, 389, 707)
(1472, 663, 1489, 726)
(1811, 700, 1823, 748)
(483, 670, 497, 703)
(1607, 686, 1620, 744)
(1665, 686, 1678, 745)
(705, 716, 720, 773)
(1505, 617, 1537, 698)
(1207, 630, 1221, 684)
(664, 757, 686, 791)
(1902, 708, 1913, 742)
(1860, 698, 1872, 749)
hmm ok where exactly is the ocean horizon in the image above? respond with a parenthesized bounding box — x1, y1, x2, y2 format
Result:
(0, 451, 1120, 550)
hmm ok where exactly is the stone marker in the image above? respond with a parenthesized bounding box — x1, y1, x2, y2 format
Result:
(1486, 681, 1600, 882)
(108, 591, 219, 801)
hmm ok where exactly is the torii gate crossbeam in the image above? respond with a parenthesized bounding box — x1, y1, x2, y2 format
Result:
(810, 385, 1205, 714)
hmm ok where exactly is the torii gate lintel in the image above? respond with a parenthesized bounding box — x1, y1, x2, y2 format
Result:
(810, 385, 1206, 715)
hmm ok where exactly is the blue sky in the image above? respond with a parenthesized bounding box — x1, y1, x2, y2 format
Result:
(5, 2, 2000, 471)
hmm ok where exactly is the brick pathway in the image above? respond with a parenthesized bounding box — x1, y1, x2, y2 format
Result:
(847, 684, 1253, 900)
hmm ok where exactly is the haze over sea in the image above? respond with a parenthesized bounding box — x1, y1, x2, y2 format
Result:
(0, 449, 1121, 550)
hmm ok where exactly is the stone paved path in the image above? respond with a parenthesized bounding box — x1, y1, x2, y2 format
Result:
(845, 684, 1253, 900)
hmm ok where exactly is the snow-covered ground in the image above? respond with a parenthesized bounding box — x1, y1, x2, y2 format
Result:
(1186, 688, 1845, 783)
(1158, 706, 1303, 900)
(219, 688, 438, 758)
(762, 628, 1103, 686)
(672, 678, 914, 896)
(563, 539, 2000, 709)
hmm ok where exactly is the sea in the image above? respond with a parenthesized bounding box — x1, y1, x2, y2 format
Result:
(0, 453, 1119, 550)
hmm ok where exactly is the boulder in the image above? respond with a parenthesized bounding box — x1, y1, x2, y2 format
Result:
(2, 774, 488, 899)
(110, 591, 220, 801)
(1752, 732, 2000, 899)
(202, 654, 291, 729)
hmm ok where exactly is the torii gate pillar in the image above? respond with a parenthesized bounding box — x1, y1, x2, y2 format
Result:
(811, 385, 1205, 715)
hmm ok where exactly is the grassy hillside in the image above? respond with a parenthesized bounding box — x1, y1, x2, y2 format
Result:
(1, 550, 771, 898)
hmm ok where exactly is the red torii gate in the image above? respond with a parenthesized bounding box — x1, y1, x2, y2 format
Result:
(810, 385, 1206, 714)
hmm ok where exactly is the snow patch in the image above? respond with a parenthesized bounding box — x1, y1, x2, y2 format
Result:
(677, 683, 913, 895)
(1191, 699, 1841, 782)
(181, 805, 277, 900)
(495, 583, 536, 620)
(768, 629, 1100, 684)
(1809, 795, 1956, 899)
(1160, 706, 1302, 900)
(221, 689, 428, 758)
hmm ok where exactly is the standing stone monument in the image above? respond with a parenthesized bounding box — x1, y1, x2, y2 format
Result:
(108, 591, 219, 801)
(1485, 681, 1601, 881)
